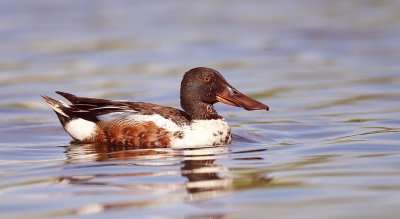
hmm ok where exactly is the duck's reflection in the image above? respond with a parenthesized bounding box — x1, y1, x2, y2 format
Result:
(180, 150, 234, 201)
(60, 143, 271, 216)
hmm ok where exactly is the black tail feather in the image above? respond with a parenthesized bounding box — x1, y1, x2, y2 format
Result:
(41, 95, 73, 126)
(55, 91, 115, 106)
(55, 91, 80, 104)
(44, 92, 101, 122)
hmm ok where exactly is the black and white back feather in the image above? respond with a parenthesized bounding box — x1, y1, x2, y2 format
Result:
(42, 91, 190, 126)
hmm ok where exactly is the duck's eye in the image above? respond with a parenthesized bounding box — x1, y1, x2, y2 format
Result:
(203, 77, 211, 83)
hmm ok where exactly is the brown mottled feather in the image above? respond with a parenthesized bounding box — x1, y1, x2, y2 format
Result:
(83, 120, 172, 147)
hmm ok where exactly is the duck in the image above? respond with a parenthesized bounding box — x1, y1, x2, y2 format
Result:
(42, 67, 269, 148)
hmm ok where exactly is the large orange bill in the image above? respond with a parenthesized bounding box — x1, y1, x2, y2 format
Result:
(216, 85, 269, 111)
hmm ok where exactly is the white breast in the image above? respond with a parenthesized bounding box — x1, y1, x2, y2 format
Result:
(171, 119, 232, 148)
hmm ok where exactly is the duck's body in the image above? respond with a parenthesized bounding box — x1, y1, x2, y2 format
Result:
(44, 92, 232, 147)
(43, 67, 268, 147)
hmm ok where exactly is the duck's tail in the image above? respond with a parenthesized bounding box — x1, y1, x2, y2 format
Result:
(42, 95, 73, 126)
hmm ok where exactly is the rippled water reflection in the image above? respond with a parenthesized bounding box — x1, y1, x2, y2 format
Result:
(1, 0, 400, 218)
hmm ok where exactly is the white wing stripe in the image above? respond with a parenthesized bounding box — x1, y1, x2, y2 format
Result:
(97, 112, 180, 131)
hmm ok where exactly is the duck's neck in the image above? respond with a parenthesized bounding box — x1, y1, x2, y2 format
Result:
(181, 101, 222, 120)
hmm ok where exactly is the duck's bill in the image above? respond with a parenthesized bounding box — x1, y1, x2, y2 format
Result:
(216, 86, 269, 111)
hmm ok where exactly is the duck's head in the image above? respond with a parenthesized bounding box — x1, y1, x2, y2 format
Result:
(180, 67, 269, 119)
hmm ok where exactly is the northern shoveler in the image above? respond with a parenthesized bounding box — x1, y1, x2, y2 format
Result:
(42, 67, 269, 147)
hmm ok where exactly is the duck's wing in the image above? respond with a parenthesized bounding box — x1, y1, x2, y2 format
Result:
(43, 92, 191, 126)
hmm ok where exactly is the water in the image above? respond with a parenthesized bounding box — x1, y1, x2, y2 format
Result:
(1, 0, 400, 218)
